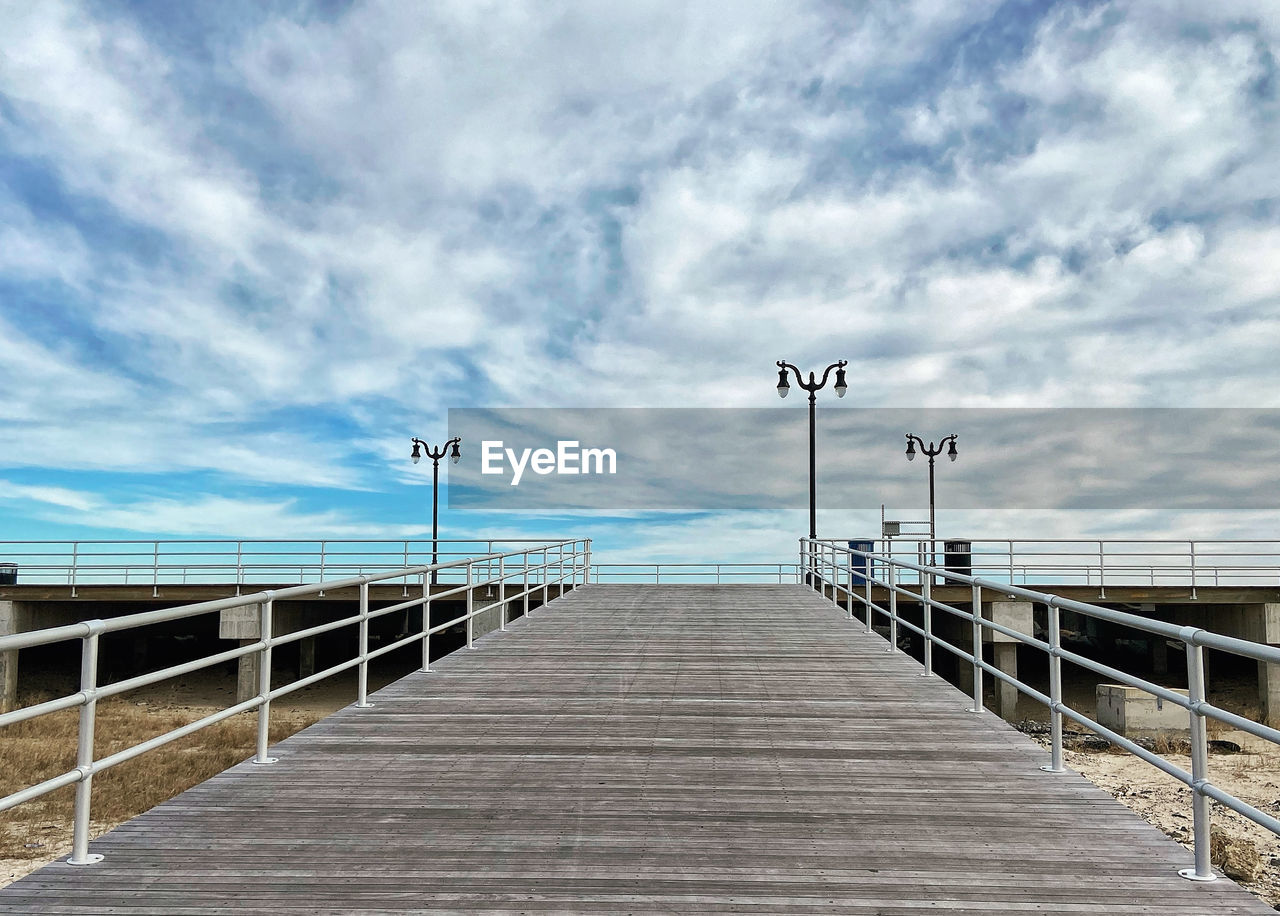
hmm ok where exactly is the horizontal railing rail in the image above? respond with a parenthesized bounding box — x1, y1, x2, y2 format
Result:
(822, 537, 1280, 595)
(590, 563, 801, 584)
(802, 536, 1279, 883)
(0, 538, 592, 867)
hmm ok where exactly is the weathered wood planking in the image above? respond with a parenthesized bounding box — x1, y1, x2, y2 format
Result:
(3, 584, 1271, 914)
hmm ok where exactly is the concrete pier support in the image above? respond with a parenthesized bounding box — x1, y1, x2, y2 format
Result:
(220, 605, 263, 705)
(984, 600, 1033, 721)
(993, 644, 1018, 719)
(1242, 603, 1280, 726)
(0, 600, 32, 713)
(299, 636, 316, 679)
(470, 597, 503, 641)
(237, 639, 260, 704)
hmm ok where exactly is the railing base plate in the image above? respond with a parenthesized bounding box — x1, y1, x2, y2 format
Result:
(252, 756, 278, 765)
(66, 854, 103, 866)
(1178, 867, 1217, 882)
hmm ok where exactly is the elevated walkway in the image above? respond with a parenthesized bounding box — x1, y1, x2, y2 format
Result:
(2, 585, 1269, 913)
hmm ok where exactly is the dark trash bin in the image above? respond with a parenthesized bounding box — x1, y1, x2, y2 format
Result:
(943, 540, 972, 579)
(847, 539, 875, 585)
(0, 563, 16, 585)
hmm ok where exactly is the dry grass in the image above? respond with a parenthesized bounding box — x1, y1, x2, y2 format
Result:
(1, 696, 324, 879)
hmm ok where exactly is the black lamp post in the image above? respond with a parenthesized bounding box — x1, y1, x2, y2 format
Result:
(410, 436, 462, 584)
(904, 432, 957, 567)
(776, 359, 848, 584)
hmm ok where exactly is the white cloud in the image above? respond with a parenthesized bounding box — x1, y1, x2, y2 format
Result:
(1, 0, 1280, 554)
(0, 480, 97, 512)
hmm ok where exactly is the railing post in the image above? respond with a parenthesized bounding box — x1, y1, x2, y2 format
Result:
(70, 541, 79, 598)
(831, 546, 839, 606)
(523, 551, 531, 619)
(864, 557, 873, 634)
(845, 551, 854, 619)
(1041, 601, 1066, 773)
(887, 560, 898, 652)
(466, 561, 475, 648)
(235, 541, 244, 597)
(921, 572, 933, 676)
(254, 596, 278, 764)
(319, 541, 327, 595)
(1179, 636, 1216, 881)
(422, 573, 431, 672)
(1189, 540, 1198, 600)
(969, 584, 983, 713)
(67, 620, 105, 866)
(1098, 540, 1107, 599)
(498, 554, 507, 631)
(152, 541, 159, 597)
(541, 548, 549, 608)
(356, 579, 373, 707)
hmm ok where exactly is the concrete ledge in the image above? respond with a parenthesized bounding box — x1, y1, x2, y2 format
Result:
(1097, 683, 1190, 737)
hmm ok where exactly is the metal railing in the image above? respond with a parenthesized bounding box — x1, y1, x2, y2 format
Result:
(6, 537, 1278, 596)
(590, 562, 801, 584)
(803, 536, 1280, 882)
(829, 537, 1280, 595)
(0, 539, 576, 595)
(0, 538, 591, 867)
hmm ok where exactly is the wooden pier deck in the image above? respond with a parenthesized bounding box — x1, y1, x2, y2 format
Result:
(2, 584, 1270, 914)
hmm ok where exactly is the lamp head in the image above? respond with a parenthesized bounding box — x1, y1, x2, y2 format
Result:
(450, 440, 462, 464)
(947, 438, 958, 462)
(833, 366, 847, 399)
(905, 436, 916, 461)
(776, 365, 790, 399)
(411, 441, 421, 465)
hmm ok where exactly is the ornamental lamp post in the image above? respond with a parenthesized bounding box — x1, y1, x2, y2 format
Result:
(776, 359, 848, 585)
(904, 432, 957, 568)
(410, 436, 462, 585)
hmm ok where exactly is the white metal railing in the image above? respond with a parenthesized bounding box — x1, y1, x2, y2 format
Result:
(0, 538, 591, 867)
(803, 536, 1280, 883)
(5, 538, 1277, 596)
(590, 563, 801, 584)
(0, 539, 569, 596)
(825, 537, 1280, 596)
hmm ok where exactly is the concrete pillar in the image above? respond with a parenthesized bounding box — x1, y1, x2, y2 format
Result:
(994, 643, 1018, 719)
(220, 605, 262, 705)
(299, 636, 316, 679)
(237, 639, 260, 704)
(0, 600, 31, 713)
(471, 602, 503, 640)
(1150, 638, 1168, 676)
(1137, 605, 1169, 675)
(1243, 604, 1280, 727)
(983, 600, 1033, 722)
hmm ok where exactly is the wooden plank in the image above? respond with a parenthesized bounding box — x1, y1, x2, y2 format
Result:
(1, 584, 1271, 914)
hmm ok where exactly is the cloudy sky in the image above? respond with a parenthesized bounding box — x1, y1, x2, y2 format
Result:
(2, 0, 1279, 564)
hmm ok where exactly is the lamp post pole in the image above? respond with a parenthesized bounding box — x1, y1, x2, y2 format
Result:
(411, 436, 462, 585)
(904, 433, 957, 568)
(776, 359, 848, 585)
